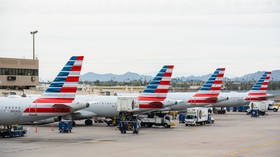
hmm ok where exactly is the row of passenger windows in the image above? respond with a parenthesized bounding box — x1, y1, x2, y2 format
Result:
(0, 68, 38, 76)
(1, 106, 22, 110)
(92, 102, 116, 105)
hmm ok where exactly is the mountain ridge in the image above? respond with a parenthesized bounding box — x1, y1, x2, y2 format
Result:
(80, 70, 280, 82)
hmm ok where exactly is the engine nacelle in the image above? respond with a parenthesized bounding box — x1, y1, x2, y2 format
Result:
(163, 99, 185, 107)
(217, 96, 229, 103)
(71, 102, 90, 112)
(29, 117, 60, 125)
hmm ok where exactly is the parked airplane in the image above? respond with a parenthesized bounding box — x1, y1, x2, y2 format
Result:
(0, 56, 87, 126)
(32, 69, 272, 125)
(166, 71, 272, 110)
(212, 71, 272, 108)
(168, 68, 226, 111)
(52, 67, 225, 125)
(67, 65, 176, 125)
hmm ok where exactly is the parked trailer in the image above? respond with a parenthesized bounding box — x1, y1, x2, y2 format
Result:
(185, 107, 214, 126)
(0, 126, 27, 138)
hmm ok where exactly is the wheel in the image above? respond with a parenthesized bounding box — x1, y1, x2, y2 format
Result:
(142, 123, 148, 128)
(142, 123, 152, 128)
(273, 108, 278, 112)
(72, 121, 76, 127)
(106, 122, 111, 126)
(164, 124, 170, 128)
(85, 119, 93, 126)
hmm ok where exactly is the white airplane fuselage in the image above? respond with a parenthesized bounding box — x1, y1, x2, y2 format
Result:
(0, 92, 250, 124)
(0, 96, 82, 125)
(72, 92, 249, 119)
(167, 92, 248, 109)
(75, 95, 118, 118)
(0, 96, 52, 125)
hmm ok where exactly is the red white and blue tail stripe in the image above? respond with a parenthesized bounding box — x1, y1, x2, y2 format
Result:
(138, 65, 174, 109)
(188, 68, 225, 104)
(245, 71, 271, 101)
(24, 56, 84, 114)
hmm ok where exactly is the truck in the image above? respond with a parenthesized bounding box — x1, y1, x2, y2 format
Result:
(139, 112, 176, 128)
(116, 97, 176, 128)
(268, 104, 279, 112)
(0, 126, 27, 138)
(185, 107, 214, 126)
(247, 101, 268, 116)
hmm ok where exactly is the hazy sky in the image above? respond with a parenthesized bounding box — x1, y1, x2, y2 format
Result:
(0, 0, 279, 81)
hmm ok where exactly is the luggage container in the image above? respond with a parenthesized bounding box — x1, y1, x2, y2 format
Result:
(58, 120, 72, 133)
(251, 108, 260, 117)
(179, 113, 186, 123)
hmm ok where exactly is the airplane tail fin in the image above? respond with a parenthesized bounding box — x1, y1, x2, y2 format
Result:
(245, 71, 271, 101)
(25, 56, 84, 114)
(188, 68, 225, 104)
(138, 65, 174, 109)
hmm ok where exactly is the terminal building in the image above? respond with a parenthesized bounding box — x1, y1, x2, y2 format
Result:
(0, 57, 39, 89)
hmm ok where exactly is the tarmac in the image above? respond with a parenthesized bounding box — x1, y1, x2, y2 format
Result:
(0, 112, 280, 157)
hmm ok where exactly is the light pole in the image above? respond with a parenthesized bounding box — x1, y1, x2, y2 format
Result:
(30, 30, 38, 60)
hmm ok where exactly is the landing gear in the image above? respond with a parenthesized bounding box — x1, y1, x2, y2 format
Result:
(85, 119, 93, 126)
(214, 107, 226, 114)
(72, 121, 76, 127)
